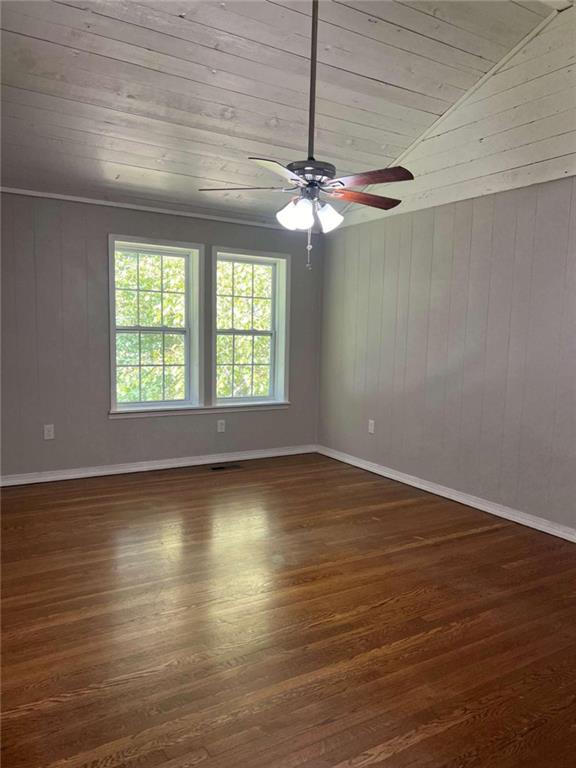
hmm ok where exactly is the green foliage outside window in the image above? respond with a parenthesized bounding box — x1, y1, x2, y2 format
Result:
(215, 259, 274, 399)
(114, 247, 280, 407)
(114, 249, 187, 404)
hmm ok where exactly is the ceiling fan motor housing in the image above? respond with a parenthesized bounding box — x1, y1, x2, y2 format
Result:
(287, 159, 336, 184)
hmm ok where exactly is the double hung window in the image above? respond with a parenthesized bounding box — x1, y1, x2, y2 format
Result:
(110, 238, 288, 413)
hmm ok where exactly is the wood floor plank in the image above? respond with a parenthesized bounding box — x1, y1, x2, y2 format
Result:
(2, 454, 575, 767)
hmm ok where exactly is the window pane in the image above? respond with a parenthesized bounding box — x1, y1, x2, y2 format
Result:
(116, 290, 138, 326)
(253, 264, 272, 297)
(115, 252, 137, 289)
(216, 334, 233, 364)
(139, 254, 161, 291)
(233, 297, 252, 330)
(164, 334, 185, 365)
(164, 366, 185, 400)
(234, 335, 253, 364)
(214, 255, 282, 402)
(217, 296, 232, 329)
(217, 260, 233, 295)
(113, 242, 195, 410)
(116, 332, 139, 365)
(253, 335, 271, 364)
(233, 365, 252, 397)
(234, 262, 253, 296)
(141, 366, 163, 401)
(216, 365, 233, 398)
(117, 366, 140, 402)
(253, 299, 271, 331)
(139, 291, 162, 326)
(163, 293, 185, 327)
(253, 366, 271, 397)
(163, 256, 185, 292)
(140, 333, 163, 364)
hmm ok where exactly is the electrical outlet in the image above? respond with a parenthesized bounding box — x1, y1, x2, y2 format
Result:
(368, 419, 375, 435)
(217, 419, 226, 433)
(43, 424, 55, 440)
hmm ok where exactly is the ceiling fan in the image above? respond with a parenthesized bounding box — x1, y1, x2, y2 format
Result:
(199, 0, 413, 238)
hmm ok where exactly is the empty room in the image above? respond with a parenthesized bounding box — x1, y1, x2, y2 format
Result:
(1, 0, 576, 765)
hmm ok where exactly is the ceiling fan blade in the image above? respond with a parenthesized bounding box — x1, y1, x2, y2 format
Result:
(248, 158, 303, 185)
(325, 166, 414, 188)
(198, 185, 292, 192)
(325, 189, 401, 210)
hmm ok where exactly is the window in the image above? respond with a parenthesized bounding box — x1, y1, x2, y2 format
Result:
(214, 253, 286, 401)
(110, 239, 288, 413)
(110, 239, 200, 410)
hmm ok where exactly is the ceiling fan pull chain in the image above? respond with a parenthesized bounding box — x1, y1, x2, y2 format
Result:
(306, 227, 313, 270)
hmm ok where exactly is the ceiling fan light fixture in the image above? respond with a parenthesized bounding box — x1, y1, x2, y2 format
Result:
(316, 202, 344, 233)
(276, 200, 298, 230)
(276, 198, 315, 231)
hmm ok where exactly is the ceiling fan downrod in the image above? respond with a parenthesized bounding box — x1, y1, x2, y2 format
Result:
(307, 0, 319, 162)
(303, 0, 319, 266)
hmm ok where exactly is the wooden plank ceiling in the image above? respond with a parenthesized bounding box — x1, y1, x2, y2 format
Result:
(0, 0, 565, 224)
(344, 2, 576, 224)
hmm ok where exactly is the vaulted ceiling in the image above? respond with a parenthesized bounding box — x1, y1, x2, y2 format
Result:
(1, 0, 573, 225)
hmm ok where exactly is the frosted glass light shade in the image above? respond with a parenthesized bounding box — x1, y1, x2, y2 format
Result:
(316, 202, 344, 233)
(275, 200, 298, 230)
(276, 198, 315, 231)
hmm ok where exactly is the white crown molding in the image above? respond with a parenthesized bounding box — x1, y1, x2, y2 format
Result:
(0, 445, 318, 486)
(0, 187, 281, 230)
(317, 446, 576, 544)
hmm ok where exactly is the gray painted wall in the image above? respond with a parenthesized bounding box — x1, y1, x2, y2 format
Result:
(320, 177, 576, 529)
(3, 178, 575, 532)
(1, 194, 322, 475)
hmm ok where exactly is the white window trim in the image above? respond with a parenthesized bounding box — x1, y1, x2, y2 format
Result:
(211, 247, 290, 406)
(109, 238, 291, 417)
(108, 402, 291, 419)
(109, 235, 203, 413)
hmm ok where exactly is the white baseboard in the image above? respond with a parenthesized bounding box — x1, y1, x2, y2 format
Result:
(317, 446, 576, 544)
(0, 444, 318, 487)
(4, 444, 574, 545)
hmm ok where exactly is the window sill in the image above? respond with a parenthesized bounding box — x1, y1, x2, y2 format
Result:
(109, 401, 291, 419)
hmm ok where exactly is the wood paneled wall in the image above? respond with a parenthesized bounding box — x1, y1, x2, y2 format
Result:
(320, 176, 576, 529)
(346, 7, 576, 225)
(0, 194, 322, 477)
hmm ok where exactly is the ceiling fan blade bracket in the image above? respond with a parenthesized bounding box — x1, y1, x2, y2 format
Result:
(320, 180, 345, 190)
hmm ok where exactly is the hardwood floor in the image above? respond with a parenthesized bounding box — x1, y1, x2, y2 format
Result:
(2, 454, 576, 768)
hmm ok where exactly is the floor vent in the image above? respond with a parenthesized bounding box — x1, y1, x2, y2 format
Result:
(210, 463, 242, 471)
